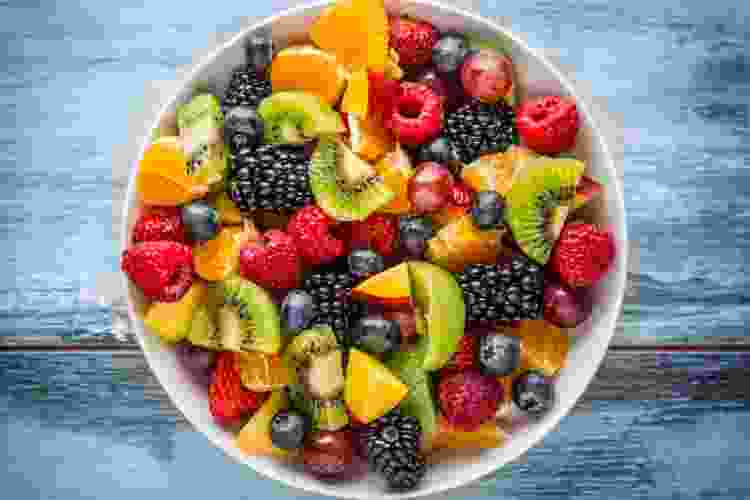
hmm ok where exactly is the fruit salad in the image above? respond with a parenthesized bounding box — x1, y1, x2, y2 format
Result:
(121, 0, 616, 492)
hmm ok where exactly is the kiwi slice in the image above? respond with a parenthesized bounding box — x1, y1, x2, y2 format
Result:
(310, 137, 394, 221)
(288, 383, 349, 432)
(284, 325, 339, 369)
(304, 349, 345, 399)
(187, 305, 222, 350)
(176, 94, 228, 186)
(257, 91, 344, 144)
(220, 274, 282, 354)
(506, 158, 585, 265)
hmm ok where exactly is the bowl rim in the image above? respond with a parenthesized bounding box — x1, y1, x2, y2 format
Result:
(120, 0, 628, 497)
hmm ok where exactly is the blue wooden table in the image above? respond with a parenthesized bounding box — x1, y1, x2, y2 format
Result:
(2, 0, 750, 498)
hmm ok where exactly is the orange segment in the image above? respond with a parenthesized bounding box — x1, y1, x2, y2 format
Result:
(270, 46, 348, 105)
(426, 215, 504, 272)
(375, 145, 413, 214)
(194, 226, 254, 281)
(341, 69, 369, 116)
(136, 140, 207, 206)
(236, 352, 294, 392)
(348, 113, 394, 161)
(499, 320, 570, 377)
(461, 146, 539, 196)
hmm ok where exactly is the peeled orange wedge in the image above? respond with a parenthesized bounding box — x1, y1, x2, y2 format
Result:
(194, 225, 255, 281)
(341, 69, 369, 116)
(348, 112, 393, 161)
(374, 144, 414, 214)
(136, 139, 207, 206)
(270, 46, 348, 105)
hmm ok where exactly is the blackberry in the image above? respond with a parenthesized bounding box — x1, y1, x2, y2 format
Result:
(221, 66, 272, 112)
(227, 144, 313, 212)
(456, 255, 545, 323)
(302, 271, 362, 345)
(444, 100, 518, 164)
(366, 412, 425, 491)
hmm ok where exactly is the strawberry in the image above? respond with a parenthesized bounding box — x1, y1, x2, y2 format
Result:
(287, 205, 346, 266)
(516, 95, 579, 155)
(239, 229, 302, 290)
(368, 71, 401, 122)
(437, 370, 503, 431)
(387, 83, 444, 146)
(442, 334, 479, 372)
(209, 352, 267, 426)
(390, 17, 438, 67)
(343, 214, 398, 257)
(120, 241, 194, 302)
(132, 207, 186, 244)
(550, 222, 616, 288)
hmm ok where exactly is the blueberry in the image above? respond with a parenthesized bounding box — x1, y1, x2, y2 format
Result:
(416, 137, 461, 172)
(470, 191, 506, 230)
(512, 370, 555, 416)
(398, 216, 434, 258)
(181, 201, 220, 242)
(281, 290, 314, 335)
(479, 334, 520, 376)
(350, 316, 402, 356)
(270, 410, 309, 450)
(244, 32, 273, 74)
(432, 34, 470, 74)
(224, 105, 265, 151)
(348, 249, 385, 279)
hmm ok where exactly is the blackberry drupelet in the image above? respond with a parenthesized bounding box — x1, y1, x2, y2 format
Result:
(227, 144, 313, 212)
(366, 412, 425, 491)
(302, 271, 361, 346)
(457, 255, 545, 323)
(444, 100, 518, 164)
(221, 66, 272, 112)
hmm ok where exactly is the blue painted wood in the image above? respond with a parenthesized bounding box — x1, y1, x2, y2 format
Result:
(2, 352, 749, 499)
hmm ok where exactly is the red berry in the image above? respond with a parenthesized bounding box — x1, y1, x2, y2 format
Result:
(209, 353, 267, 426)
(239, 230, 302, 290)
(443, 335, 479, 372)
(550, 222, 616, 288)
(389, 17, 438, 67)
(516, 95, 579, 154)
(449, 182, 475, 208)
(343, 214, 398, 256)
(132, 207, 186, 244)
(120, 241, 194, 302)
(437, 370, 503, 430)
(302, 430, 355, 480)
(368, 71, 401, 122)
(387, 83, 444, 146)
(287, 205, 346, 266)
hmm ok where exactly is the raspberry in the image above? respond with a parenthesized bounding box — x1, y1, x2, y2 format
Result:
(516, 96, 579, 155)
(121, 241, 194, 302)
(387, 83, 444, 146)
(132, 207, 186, 244)
(550, 222, 616, 288)
(442, 335, 479, 372)
(239, 230, 302, 290)
(368, 71, 401, 122)
(343, 214, 398, 256)
(437, 370, 503, 430)
(287, 205, 346, 266)
(390, 17, 438, 67)
(209, 352, 267, 426)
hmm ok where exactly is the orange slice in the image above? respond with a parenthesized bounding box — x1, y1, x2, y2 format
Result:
(426, 215, 504, 272)
(348, 113, 394, 161)
(461, 145, 539, 196)
(136, 140, 207, 206)
(270, 46, 348, 105)
(499, 320, 570, 377)
(341, 69, 369, 116)
(194, 225, 255, 281)
(375, 144, 413, 214)
(236, 352, 294, 392)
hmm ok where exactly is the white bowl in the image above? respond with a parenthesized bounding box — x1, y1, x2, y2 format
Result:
(121, 1, 628, 497)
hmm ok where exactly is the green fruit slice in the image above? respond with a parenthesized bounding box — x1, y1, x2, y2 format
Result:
(187, 304, 222, 350)
(176, 94, 228, 186)
(221, 274, 282, 354)
(506, 158, 585, 265)
(407, 261, 465, 371)
(257, 91, 345, 144)
(143, 283, 206, 343)
(310, 137, 394, 221)
(386, 339, 439, 451)
(287, 384, 349, 431)
(284, 325, 339, 370)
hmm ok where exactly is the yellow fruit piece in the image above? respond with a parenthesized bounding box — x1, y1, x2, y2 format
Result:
(432, 417, 506, 451)
(236, 390, 295, 459)
(348, 113, 393, 162)
(341, 69, 369, 116)
(375, 145, 413, 214)
(310, 0, 388, 71)
(143, 282, 207, 343)
(271, 45, 348, 105)
(137, 140, 207, 206)
(213, 192, 243, 225)
(501, 320, 570, 377)
(461, 146, 539, 196)
(194, 226, 253, 281)
(426, 215, 505, 273)
(344, 348, 408, 423)
(236, 352, 294, 392)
